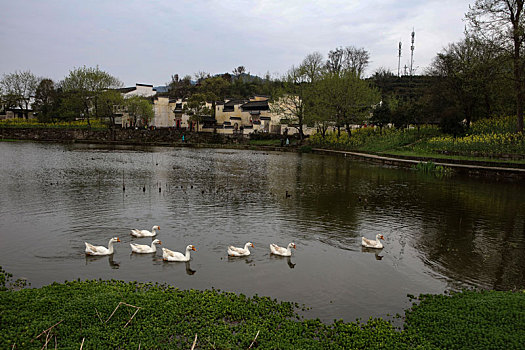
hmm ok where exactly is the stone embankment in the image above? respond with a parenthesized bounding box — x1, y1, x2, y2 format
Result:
(0, 127, 237, 145)
(312, 148, 525, 179)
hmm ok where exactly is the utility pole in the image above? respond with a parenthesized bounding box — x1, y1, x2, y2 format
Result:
(398, 41, 402, 77)
(410, 29, 415, 76)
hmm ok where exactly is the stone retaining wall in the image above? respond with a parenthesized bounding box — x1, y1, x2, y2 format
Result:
(0, 127, 246, 145)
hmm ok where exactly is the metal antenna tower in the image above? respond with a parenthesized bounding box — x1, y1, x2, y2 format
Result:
(397, 41, 402, 77)
(410, 29, 415, 76)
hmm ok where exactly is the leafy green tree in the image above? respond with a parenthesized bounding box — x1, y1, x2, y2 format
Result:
(0, 70, 39, 118)
(169, 74, 194, 100)
(428, 36, 503, 128)
(125, 96, 154, 128)
(182, 93, 212, 130)
(98, 90, 124, 128)
(33, 79, 58, 122)
(60, 66, 122, 126)
(198, 76, 231, 116)
(312, 72, 380, 136)
(370, 100, 392, 131)
(467, 0, 525, 132)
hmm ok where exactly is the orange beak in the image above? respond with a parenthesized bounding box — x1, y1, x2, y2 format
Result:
(192, 246, 196, 251)
(251, 243, 255, 248)
(380, 235, 385, 240)
(158, 227, 161, 230)
(293, 244, 296, 249)
(116, 238, 121, 242)
(158, 241, 162, 245)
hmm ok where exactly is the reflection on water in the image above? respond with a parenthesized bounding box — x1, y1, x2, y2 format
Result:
(85, 254, 120, 269)
(361, 247, 384, 261)
(0, 142, 524, 322)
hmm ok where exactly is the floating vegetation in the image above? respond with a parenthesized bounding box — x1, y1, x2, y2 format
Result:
(414, 161, 452, 176)
(1, 270, 524, 349)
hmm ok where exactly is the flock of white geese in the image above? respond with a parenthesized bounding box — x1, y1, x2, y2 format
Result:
(85, 225, 385, 261)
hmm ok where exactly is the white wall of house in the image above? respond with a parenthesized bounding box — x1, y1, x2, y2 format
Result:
(123, 84, 156, 98)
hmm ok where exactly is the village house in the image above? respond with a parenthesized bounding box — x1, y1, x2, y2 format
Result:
(214, 95, 282, 134)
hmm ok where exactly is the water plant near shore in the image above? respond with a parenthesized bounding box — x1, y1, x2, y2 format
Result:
(1, 269, 524, 349)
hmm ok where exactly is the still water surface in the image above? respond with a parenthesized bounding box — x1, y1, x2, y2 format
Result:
(0, 142, 524, 322)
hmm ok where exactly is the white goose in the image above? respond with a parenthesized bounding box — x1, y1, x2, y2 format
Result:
(130, 225, 160, 238)
(361, 234, 385, 249)
(130, 239, 162, 253)
(85, 237, 120, 256)
(227, 242, 254, 257)
(162, 245, 196, 262)
(270, 242, 296, 256)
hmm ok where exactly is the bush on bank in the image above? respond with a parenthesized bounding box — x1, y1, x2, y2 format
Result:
(310, 116, 525, 158)
(0, 273, 524, 349)
(0, 118, 107, 129)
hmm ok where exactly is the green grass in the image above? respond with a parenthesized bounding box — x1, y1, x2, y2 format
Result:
(1, 273, 524, 349)
(309, 117, 525, 164)
(248, 139, 283, 146)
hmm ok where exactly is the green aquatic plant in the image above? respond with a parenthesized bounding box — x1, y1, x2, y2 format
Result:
(0, 276, 523, 349)
(414, 161, 452, 177)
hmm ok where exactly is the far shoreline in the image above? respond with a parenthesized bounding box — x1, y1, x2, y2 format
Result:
(2, 127, 525, 179)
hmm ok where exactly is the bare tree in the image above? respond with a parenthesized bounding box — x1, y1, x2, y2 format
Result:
(270, 66, 308, 141)
(0, 70, 39, 118)
(467, 0, 525, 132)
(232, 66, 247, 77)
(326, 46, 370, 78)
(300, 52, 325, 83)
(326, 47, 345, 75)
(344, 46, 370, 78)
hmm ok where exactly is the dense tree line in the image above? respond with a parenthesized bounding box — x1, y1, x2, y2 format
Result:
(0, 66, 154, 128)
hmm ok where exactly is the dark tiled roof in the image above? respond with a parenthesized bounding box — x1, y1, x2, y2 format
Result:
(241, 100, 269, 111)
(118, 87, 137, 93)
(137, 83, 153, 87)
(224, 99, 248, 107)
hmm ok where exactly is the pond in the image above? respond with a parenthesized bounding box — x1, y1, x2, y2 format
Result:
(0, 141, 524, 323)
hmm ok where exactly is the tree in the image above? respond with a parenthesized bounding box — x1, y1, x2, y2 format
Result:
(0, 70, 39, 118)
(428, 36, 503, 128)
(169, 74, 194, 100)
(312, 72, 380, 136)
(33, 79, 58, 122)
(326, 46, 370, 78)
(232, 66, 246, 77)
(182, 93, 212, 131)
(198, 76, 231, 116)
(98, 90, 124, 128)
(371, 68, 397, 99)
(300, 52, 325, 83)
(370, 100, 392, 131)
(467, 0, 525, 132)
(125, 96, 154, 128)
(60, 66, 122, 125)
(270, 66, 308, 141)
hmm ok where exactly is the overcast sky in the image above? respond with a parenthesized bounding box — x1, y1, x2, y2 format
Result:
(0, 0, 472, 87)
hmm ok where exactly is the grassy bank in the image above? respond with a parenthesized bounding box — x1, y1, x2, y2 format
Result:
(1, 274, 523, 349)
(309, 116, 525, 164)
